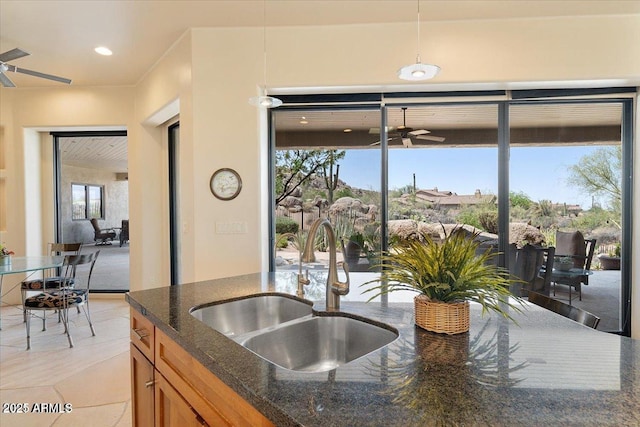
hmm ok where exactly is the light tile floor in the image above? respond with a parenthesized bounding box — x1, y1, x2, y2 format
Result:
(0, 297, 131, 427)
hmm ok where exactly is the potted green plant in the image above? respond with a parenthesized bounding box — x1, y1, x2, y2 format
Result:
(0, 243, 14, 266)
(599, 243, 621, 270)
(362, 227, 523, 335)
(554, 255, 574, 271)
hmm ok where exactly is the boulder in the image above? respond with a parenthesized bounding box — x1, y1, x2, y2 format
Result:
(510, 222, 546, 246)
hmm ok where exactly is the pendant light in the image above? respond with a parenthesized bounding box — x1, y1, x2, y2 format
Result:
(397, 0, 440, 81)
(249, 0, 282, 108)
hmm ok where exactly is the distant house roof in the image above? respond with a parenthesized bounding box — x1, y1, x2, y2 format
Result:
(412, 188, 495, 208)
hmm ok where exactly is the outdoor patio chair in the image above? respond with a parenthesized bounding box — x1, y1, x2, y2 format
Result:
(119, 219, 129, 247)
(528, 291, 600, 329)
(24, 251, 100, 349)
(90, 218, 117, 245)
(553, 231, 596, 301)
(510, 244, 555, 297)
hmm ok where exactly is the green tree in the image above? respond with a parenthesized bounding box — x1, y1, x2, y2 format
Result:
(509, 191, 533, 210)
(275, 150, 344, 205)
(567, 146, 621, 212)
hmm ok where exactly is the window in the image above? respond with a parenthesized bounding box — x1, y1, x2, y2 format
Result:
(270, 94, 633, 336)
(72, 183, 104, 220)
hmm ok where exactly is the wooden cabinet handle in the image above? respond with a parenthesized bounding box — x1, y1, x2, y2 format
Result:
(132, 328, 149, 340)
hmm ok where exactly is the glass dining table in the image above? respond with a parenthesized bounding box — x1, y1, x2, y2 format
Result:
(550, 267, 593, 304)
(0, 256, 64, 329)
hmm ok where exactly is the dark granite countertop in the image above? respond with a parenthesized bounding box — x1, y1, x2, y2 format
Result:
(126, 272, 640, 427)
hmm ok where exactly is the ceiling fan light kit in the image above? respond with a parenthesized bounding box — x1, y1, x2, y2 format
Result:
(397, 58, 441, 81)
(398, 0, 440, 81)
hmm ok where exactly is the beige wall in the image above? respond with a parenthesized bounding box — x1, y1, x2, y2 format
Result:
(2, 15, 639, 335)
(0, 86, 134, 303)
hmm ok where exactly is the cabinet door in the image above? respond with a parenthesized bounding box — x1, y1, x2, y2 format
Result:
(155, 371, 208, 427)
(130, 343, 155, 427)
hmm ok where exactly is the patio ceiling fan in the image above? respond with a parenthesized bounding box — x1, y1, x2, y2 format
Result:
(0, 48, 72, 87)
(369, 107, 445, 147)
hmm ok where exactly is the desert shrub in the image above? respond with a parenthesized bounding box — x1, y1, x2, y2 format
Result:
(335, 187, 355, 199)
(510, 191, 533, 210)
(456, 209, 482, 230)
(274, 233, 290, 249)
(570, 207, 616, 231)
(275, 216, 299, 234)
(478, 211, 498, 234)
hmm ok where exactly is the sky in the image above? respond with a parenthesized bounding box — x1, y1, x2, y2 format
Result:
(337, 145, 604, 209)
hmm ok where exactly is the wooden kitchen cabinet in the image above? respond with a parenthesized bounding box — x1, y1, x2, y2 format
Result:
(130, 307, 274, 427)
(130, 343, 155, 426)
(130, 306, 155, 362)
(155, 372, 209, 426)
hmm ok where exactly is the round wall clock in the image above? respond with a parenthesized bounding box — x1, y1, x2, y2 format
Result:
(210, 168, 242, 200)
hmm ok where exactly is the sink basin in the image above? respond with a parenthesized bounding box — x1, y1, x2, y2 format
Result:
(190, 294, 313, 337)
(240, 315, 398, 372)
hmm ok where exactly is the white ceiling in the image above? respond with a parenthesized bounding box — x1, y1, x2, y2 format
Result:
(275, 102, 624, 131)
(1, 1, 638, 88)
(59, 136, 128, 172)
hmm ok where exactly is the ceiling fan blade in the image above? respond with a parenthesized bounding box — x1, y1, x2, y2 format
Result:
(0, 47, 30, 63)
(402, 138, 412, 147)
(409, 129, 430, 136)
(0, 72, 16, 87)
(370, 136, 403, 146)
(8, 65, 71, 84)
(416, 135, 446, 143)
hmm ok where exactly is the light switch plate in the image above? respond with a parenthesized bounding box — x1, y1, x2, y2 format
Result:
(215, 222, 247, 234)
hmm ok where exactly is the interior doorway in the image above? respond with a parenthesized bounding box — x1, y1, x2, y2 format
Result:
(53, 131, 130, 292)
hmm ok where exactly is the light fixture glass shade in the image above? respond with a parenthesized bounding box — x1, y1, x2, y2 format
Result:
(248, 95, 282, 108)
(397, 62, 440, 81)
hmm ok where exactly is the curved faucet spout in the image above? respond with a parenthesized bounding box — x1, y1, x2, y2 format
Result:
(301, 218, 350, 310)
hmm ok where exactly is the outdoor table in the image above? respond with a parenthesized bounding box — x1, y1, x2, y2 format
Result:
(550, 267, 593, 304)
(0, 256, 64, 329)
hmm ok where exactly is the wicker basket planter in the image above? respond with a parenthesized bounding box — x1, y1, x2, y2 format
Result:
(414, 295, 469, 335)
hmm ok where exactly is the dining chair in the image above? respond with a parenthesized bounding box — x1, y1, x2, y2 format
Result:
(24, 251, 100, 350)
(527, 291, 600, 329)
(20, 242, 83, 322)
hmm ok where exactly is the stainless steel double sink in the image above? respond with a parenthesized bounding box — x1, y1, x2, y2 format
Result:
(190, 293, 398, 373)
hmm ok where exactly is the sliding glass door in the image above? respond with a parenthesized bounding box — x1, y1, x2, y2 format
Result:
(509, 101, 625, 332)
(269, 95, 633, 335)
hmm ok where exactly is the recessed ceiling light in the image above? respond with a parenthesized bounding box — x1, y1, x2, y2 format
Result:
(343, 128, 352, 133)
(299, 117, 309, 124)
(95, 46, 113, 56)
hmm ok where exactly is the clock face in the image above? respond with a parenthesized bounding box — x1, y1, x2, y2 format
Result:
(210, 168, 242, 200)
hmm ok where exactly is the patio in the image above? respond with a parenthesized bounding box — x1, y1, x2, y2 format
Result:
(81, 244, 129, 293)
(553, 270, 622, 333)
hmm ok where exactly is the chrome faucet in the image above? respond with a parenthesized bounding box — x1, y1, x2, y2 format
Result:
(301, 218, 350, 310)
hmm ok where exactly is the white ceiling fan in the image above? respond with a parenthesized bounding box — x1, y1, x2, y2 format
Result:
(0, 48, 72, 87)
(370, 107, 445, 147)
